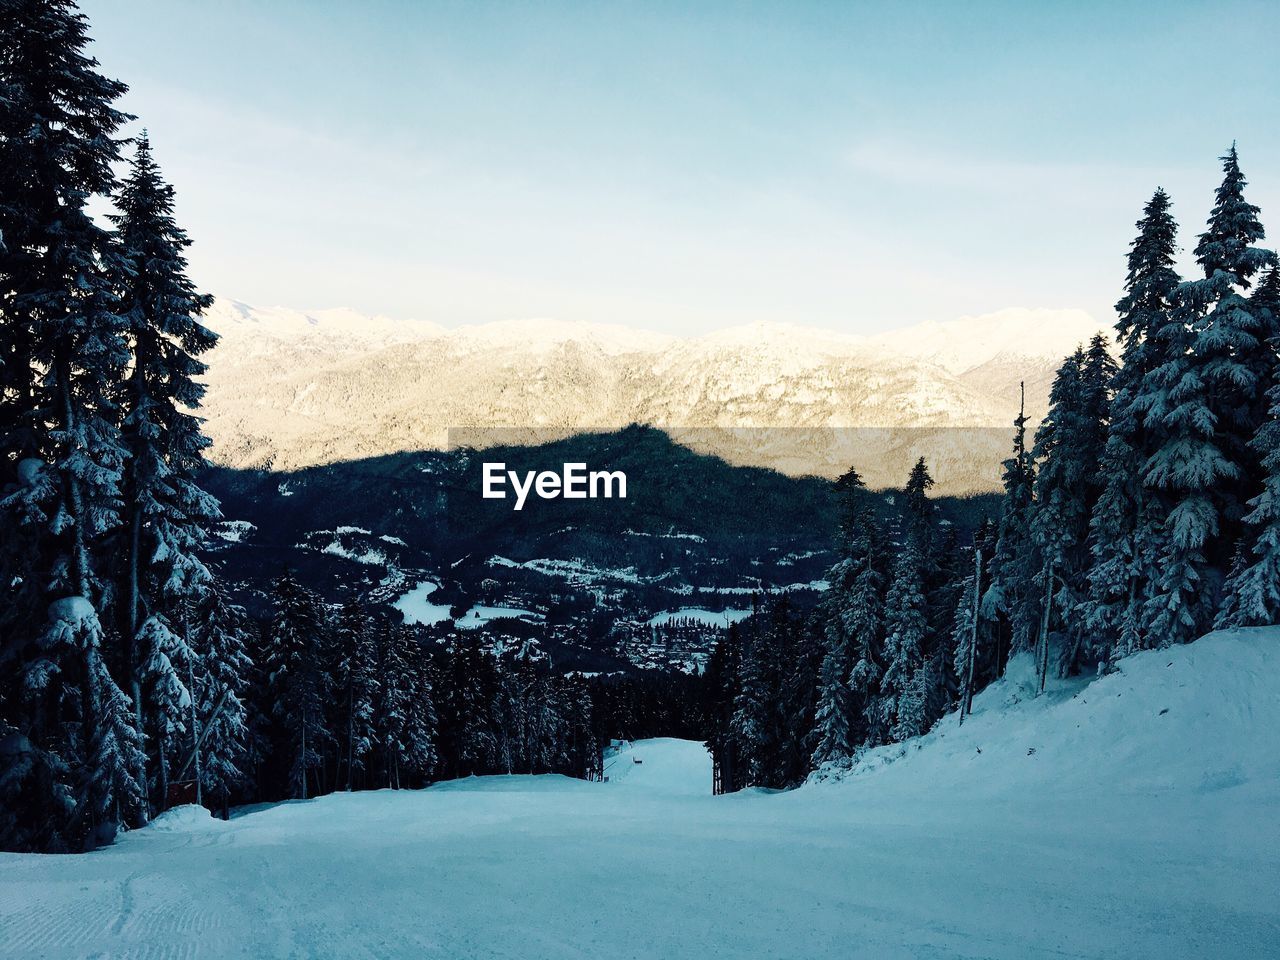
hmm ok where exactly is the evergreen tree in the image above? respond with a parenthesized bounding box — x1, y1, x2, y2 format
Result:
(1142, 147, 1274, 646)
(136, 613, 193, 810)
(334, 600, 378, 790)
(1031, 339, 1113, 679)
(1219, 269, 1280, 626)
(187, 584, 252, 817)
(264, 574, 329, 799)
(377, 623, 437, 788)
(0, 0, 140, 848)
(985, 385, 1038, 662)
(879, 539, 928, 741)
(951, 523, 997, 722)
(811, 467, 882, 764)
(111, 133, 219, 797)
(1085, 189, 1181, 662)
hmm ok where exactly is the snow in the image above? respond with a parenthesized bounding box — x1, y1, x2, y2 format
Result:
(146, 805, 231, 834)
(47, 595, 96, 626)
(869, 307, 1105, 376)
(4, 629, 1278, 958)
(16, 457, 44, 487)
(392, 581, 452, 627)
(392, 583, 542, 630)
(455, 604, 543, 629)
(489, 555, 658, 586)
(318, 540, 388, 566)
(211, 519, 254, 543)
(202, 299, 1102, 492)
(646, 607, 752, 628)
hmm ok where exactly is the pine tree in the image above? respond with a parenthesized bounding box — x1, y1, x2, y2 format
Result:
(1219, 270, 1280, 626)
(186, 584, 252, 816)
(377, 623, 437, 788)
(812, 467, 881, 764)
(1142, 147, 1274, 646)
(985, 385, 1038, 662)
(1085, 189, 1181, 662)
(46, 598, 146, 848)
(879, 540, 928, 741)
(1031, 339, 1113, 680)
(951, 525, 995, 723)
(334, 600, 378, 790)
(0, 0, 140, 848)
(111, 133, 219, 800)
(264, 574, 329, 799)
(136, 614, 193, 810)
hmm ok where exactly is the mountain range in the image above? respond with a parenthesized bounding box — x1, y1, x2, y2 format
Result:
(200, 300, 1106, 494)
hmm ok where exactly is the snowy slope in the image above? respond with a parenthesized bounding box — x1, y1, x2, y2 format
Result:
(3, 629, 1276, 959)
(198, 299, 1106, 491)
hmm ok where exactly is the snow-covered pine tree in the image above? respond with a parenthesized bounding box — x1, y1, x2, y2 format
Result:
(0, 0, 143, 849)
(47, 598, 146, 848)
(729, 599, 790, 787)
(377, 622, 438, 788)
(186, 584, 252, 817)
(811, 467, 880, 765)
(1189, 146, 1277, 502)
(903, 456, 937, 551)
(705, 623, 744, 793)
(400, 626, 438, 785)
(922, 520, 964, 724)
(1030, 338, 1114, 681)
(264, 574, 330, 799)
(774, 599, 822, 787)
(333, 600, 378, 791)
(1218, 266, 1280, 627)
(879, 538, 929, 742)
(1141, 147, 1275, 647)
(809, 635, 854, 766)
(985, 385, 1038, 664)
(952, 522, 998, 727)
(1084, 189, 1181, 663)
(135, 614, 193, 810)
(111, 133, 219, 804)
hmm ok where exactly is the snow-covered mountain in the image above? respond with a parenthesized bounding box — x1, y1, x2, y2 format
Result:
(200, 299, 1106, 493)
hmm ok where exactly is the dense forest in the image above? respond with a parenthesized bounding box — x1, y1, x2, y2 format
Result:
(706, 149, 1279, 791)
(2, 0, 1277, 852)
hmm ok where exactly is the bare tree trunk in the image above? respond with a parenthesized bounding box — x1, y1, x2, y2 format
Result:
(299, 715, 308, 801)
(187, 644, 202, 807)
(1038, 561, 1055, 694)
(346, 687, 355, 791)
(961, 546, 982, 723)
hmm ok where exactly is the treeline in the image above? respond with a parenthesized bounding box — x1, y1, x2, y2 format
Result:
(244, 577, 602, 806)
(0, 2, 606, 853)
(0, 0, 234, 850)
(708, 146, 1278, 792)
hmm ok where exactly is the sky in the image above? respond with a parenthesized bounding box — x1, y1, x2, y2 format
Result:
(81, 0, 1280, 336)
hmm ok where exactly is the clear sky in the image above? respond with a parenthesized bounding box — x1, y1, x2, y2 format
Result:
(80, 0, 1280, 335)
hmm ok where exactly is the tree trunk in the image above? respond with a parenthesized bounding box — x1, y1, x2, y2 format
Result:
(188, 647, 202, 807)
(299, 713, 308, 801)
(345, 687, 354, 791)
(1038, 561, 1055, 694)
(961, 547, 982, 723)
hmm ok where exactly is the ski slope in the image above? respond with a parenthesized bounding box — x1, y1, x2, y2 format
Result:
(3, 629, 1279, 959)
